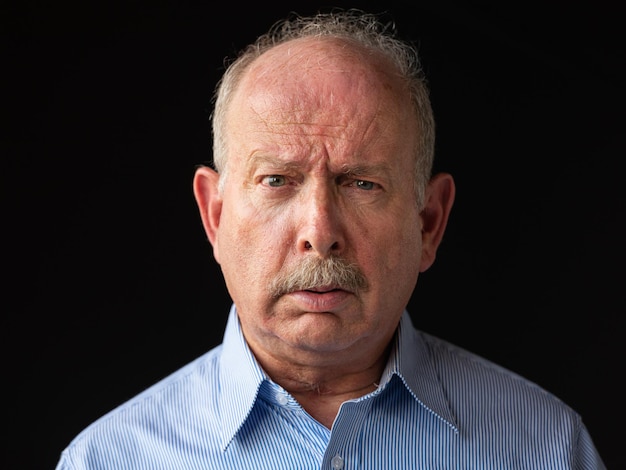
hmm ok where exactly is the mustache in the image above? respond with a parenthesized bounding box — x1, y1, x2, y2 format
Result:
(269, 256, 369, 298)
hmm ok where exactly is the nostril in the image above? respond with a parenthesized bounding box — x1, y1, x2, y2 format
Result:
(304, 241, 312, 250)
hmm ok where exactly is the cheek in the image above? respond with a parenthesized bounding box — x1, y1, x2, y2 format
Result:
(380, 225, 422, 301)
(379, 239, 421, 289)
(217, 199, 290, 285)
(357, 211, 422, 302)
(362, 208, 421, 270)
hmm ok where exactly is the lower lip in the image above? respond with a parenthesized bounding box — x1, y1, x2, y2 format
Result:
(286, 289, 353, 312)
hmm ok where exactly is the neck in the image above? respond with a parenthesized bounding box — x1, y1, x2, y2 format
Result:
(257, 345, 390, 429)
(289, 379, 380, 429)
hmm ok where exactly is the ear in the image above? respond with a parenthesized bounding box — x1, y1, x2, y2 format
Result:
(419, 172, 456, 272)
(193, 166, 223, 263)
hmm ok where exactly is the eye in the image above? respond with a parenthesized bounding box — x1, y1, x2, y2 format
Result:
(262, 175, 286, 187)
(355, 180, 376, 190)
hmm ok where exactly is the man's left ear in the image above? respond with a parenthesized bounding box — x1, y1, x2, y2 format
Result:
(419, 172, 456, 272)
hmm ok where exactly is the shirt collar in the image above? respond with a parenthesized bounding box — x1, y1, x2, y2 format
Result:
(218, 306, 458, 449)
(219, 305, 267, 450)
(380, 311, 459, 432)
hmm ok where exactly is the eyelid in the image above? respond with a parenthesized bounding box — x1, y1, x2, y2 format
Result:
(339, 173, 382, 188)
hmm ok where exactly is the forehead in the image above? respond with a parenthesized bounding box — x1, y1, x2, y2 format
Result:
(225, 37, 416, 167)
(238, 38, 409, 118)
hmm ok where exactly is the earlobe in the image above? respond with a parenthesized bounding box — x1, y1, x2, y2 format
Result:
(193, 166, 223, 263)
(419, 172, 456, 272)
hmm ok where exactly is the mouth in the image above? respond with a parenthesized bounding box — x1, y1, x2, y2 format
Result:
(287, 286, 354, 312)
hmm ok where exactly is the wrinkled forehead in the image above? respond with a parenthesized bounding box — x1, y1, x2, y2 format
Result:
(230, 37, 410, 126)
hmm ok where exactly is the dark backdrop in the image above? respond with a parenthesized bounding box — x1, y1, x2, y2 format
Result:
(4, 1, 623, 468)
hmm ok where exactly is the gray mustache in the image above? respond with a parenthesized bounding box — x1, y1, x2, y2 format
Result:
(269, 256, 369, 298)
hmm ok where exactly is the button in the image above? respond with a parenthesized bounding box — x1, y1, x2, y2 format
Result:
(331, 455, 344, 469)
(276, 393, 289, 406)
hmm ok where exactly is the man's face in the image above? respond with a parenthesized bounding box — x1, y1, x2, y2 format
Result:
(208, 38, 425, 365)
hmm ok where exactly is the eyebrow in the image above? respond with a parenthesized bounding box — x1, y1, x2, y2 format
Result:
(247, 154, 394, 179)
(339, 163, 393, 178)
(248, 154, 303, 171)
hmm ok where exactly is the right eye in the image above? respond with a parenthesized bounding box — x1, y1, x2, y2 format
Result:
(262, 175, 287, 187)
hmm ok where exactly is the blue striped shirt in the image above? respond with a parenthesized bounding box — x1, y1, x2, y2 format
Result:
(56, 305, 605, 469)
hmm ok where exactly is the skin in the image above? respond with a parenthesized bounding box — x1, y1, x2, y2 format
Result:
(194, 37, 455, 428)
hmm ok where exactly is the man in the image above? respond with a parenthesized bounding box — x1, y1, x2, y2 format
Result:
(56, 10, 605, 469)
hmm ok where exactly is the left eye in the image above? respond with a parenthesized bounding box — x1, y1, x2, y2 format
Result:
(355, 180, 375, 190)
(263, 175, 286, 187)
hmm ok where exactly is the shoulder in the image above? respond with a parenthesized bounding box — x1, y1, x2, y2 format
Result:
(418, 330, 583, 427)
(57, 345, 225, 469)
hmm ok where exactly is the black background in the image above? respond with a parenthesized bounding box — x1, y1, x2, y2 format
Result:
(4, 1, 624, 468)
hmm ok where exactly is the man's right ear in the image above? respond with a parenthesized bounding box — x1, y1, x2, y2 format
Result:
(193, 166, 222, 263)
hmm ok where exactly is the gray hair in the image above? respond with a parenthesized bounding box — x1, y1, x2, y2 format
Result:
(210, 9, 435, 207)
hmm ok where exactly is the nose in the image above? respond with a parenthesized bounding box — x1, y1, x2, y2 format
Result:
(297, 184, 345, 257)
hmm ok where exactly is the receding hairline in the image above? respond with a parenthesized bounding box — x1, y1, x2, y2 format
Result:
(210, 10, 435, 207)
(228, 35, 415, 119)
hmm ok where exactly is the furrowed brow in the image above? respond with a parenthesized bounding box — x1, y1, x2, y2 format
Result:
(340, 163, 393, 178)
